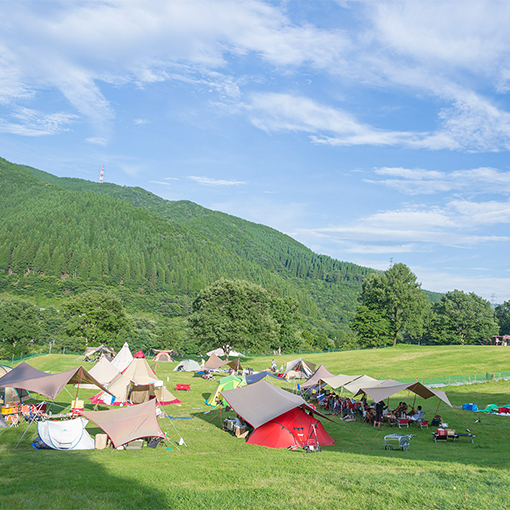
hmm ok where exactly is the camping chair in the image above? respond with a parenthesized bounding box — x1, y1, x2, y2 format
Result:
(398, 418, 410, 428)
(420, 420, 429, 429)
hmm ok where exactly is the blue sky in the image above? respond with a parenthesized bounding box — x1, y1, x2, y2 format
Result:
(1, 0, 510, 302)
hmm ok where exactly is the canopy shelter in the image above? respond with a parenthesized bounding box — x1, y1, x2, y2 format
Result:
(203, 353, 229, 370)
(355, 380, 452, 407)
(247, 406, 334, 449)
(284, 358, 316, 379)
(206, 374, 245, 407)
(301, 364, 335, 390)
(245, 372, 281, 385)
(34, 417, 94, 450)
(91, 357, 181, 406)
(220, 380, 328, 429)
(174, 359, 201, 372)
(134, 350, 145, 358)
(111, 343, 133, 373)
(75, 357, 120, 389)
(80, 399, 165, 448)
(0, 362, 113, 401)
(207, 348, 245, 358)
(343, 375, 379, 395)
(152, 350, 175, 363)
(220, 380, 333, 449)
(84, 345, 116, 361)
(0, 364, 31, 405)
(321, 374, 363, 390)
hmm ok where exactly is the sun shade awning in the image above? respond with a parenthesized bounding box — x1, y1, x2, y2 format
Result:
(80, 399, 165, 448)
(220, 380, 329, 429)
(203, 353, 229, 370)
(320, 374, 363, 389)
(0, 362, 113, 400)
(355, 380, 452, 407)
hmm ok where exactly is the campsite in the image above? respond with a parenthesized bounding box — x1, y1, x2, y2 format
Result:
(1, 345, 510, 510)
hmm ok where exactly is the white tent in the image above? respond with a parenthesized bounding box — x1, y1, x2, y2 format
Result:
(206, 348, 245, 358)
(111, 343, 133, 372)
(174, 359, 201, 372)
(75, 357, 121, 389)
(35, 417, 94, 450)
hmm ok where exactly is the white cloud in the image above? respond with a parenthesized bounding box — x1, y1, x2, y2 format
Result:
(368, 166, 510, 195)
(188, 175, 245, 186)
(0, 107, 76, 136)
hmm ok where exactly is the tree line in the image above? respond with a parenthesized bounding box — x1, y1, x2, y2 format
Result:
(351, 263, 504, 347)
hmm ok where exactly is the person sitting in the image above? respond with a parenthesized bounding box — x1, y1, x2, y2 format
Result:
(410, 406, 424, 422)
(431, 414, 442, 427)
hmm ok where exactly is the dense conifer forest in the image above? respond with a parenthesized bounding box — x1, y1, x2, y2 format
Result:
(0, 157, 440, 354)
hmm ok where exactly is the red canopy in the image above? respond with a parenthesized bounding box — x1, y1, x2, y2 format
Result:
(134, 350, 145, 358)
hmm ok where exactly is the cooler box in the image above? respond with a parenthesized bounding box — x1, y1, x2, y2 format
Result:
(462, 403, 478, 411)
(71, 399, 84, 410)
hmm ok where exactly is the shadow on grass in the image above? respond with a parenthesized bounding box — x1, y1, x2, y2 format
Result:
(1, 422, 171, 510)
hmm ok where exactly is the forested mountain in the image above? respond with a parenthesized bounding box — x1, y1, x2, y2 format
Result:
(0, 156, 437, 350)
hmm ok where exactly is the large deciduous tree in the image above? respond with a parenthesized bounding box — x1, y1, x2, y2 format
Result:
(63, 291, 131, 348)
(352, 263, 430, 346)
(188, 278, 299, 357)
(495, 300, 510, 336)
(428, 290, 499, 345)
(0, 298, 41, 357)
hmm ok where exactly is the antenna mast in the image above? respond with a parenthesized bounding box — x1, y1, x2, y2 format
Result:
(99, 165, 104, 183)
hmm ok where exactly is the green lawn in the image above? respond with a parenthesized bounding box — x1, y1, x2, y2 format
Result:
(1, 346, 510, 509)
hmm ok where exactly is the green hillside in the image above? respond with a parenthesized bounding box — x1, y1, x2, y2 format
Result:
(0, 156, 443, 351)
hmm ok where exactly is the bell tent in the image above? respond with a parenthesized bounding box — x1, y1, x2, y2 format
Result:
(75, 357, 121, 389)
(91, 357, 181, 406)
(111, 343, 133, 372)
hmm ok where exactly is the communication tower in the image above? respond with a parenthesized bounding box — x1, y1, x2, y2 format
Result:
(99, 165, 104, 183)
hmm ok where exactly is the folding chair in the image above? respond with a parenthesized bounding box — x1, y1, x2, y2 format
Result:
(398, 418, 410, 428)
(420, 420, 429, 429)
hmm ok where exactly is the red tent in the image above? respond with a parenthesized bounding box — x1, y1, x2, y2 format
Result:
(247, 407, 334, 449)
(134, 350, 145, 358)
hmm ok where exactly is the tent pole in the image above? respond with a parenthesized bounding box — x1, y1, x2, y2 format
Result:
(75, 367, 83, 402)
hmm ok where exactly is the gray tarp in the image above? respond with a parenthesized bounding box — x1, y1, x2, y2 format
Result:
(80, 399, 165, 448)
(301, 364, 335, 390)
(220, 380, 329, 429)
(0, 362, 113, 400)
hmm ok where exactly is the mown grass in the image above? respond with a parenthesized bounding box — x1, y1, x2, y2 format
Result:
(1, 346, 510, 509)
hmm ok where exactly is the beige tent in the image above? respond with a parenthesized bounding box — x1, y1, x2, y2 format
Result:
(0, 364, 30, 404)
(84, 345, 116, 360)
(152, 350, 174, 363)
(204, 353, 229, 370)
(284, 358, 316, 379)
(91, 357, 181, 406)
(80, 399, 165, 448)
(75, 357, 121, 389)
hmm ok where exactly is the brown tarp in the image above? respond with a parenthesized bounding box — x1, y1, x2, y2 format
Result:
(0, 362, 113, 400)
(354, 380, 452, 407)
(301, 364, 335, 390)
(80, 399, 165, 448)
(226, 358, 243, 371)
(204, 353, 229, 370)
(220, 380, 329, 429)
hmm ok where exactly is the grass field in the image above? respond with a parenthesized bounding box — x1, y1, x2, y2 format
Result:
(1, 346, 510, 509)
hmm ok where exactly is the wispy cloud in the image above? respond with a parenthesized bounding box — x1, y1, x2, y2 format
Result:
(188, 176, 245, 186)
(368, 166, 510, 195)
(0, 107, 76, 136)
